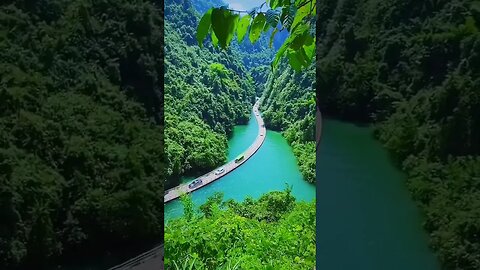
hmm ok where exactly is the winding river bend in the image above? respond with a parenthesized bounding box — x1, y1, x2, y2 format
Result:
(316, 118, 440, 270)
(164, 102, 266, 203)
(165, 110, 316, 221)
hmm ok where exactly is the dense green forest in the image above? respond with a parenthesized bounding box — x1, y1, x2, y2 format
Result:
(261, 60, 316, 183)
(164, 0, 259, 189)
(165, 189, 316, 269)
(164, 0, 296, 189)
(233, 35, 277, 96)
(0, 0, 164, 268)
(165, 0, 316, 187)
(317, 0, 480, 269)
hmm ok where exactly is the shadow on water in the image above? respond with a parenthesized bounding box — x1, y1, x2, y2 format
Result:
(316, 118, 440, 270)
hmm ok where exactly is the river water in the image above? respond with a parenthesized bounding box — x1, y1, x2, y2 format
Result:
(316, 118, 440, 270)
(164, 112, 316, 221)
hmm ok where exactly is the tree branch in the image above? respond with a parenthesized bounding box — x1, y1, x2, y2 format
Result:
(225, 0, 315, 14)
(225, 1, 268, 14)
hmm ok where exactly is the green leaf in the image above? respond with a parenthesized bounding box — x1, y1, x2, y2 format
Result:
(196, 8, 213, 48)
(291, 3, 311, 31)
(287, 49, 302, 71)
(272, 39, 289, 69)
(211, 30, 219, 47)
(287, 48, 309, 71)
(303, 37, 315, 61)
(237, 15, 251, 43)
(304, 34, 314, 46)
(263, 22, 271, 33)
(249, 13, 266, 44)
(266, 9, 280, 27)
(291, 33, 308, 49)
(211, 8, 239, 49)
(269, 27, 279, 48)
(281, 5, 296, 31)
(299, 47, 309, 66)
(289, 23, 309, 49)
(269, 0, 281, 9)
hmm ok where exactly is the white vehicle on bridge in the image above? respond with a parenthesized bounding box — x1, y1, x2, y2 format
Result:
(214, 167, 225, 175)
(188, 179, 202, 189)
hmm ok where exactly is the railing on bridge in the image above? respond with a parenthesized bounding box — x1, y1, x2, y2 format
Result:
(107, 244, 163, 270)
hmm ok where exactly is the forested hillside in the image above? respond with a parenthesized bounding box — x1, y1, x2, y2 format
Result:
(317, 1, 480, 268)
(261, 61, 316, 183)
(165, 189, 316, 269)
(233, 35, 276, 96)
(0, 0, 164, 269)
(191, 0, 224, 14)
(164, 0, 257, 189)
(170, 0, 315, 186)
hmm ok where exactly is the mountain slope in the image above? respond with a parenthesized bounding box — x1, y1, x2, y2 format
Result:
(164, 0, 256, 189)
(261, 60, 316, 183)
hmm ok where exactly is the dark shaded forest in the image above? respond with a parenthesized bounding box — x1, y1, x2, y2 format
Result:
(317, 0, 480, 269)
(0, 0, 164, 268)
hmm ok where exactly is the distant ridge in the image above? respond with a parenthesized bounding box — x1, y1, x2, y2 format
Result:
(191, 0, 225, 13)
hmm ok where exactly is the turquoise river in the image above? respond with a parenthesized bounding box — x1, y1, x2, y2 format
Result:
(164, 112, 316, 221)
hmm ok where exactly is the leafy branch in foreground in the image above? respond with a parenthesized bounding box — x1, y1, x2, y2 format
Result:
(196, 0, 316, 71)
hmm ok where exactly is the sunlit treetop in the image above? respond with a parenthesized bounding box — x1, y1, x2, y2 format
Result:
(196, 0, 316, 71)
